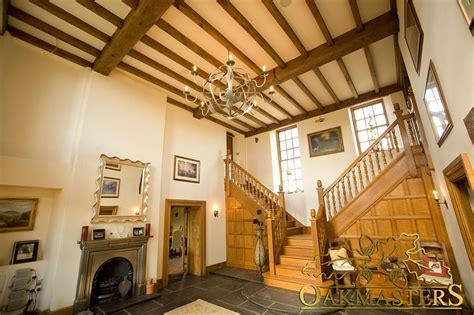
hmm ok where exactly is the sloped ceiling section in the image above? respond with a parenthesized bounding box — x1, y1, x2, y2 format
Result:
(3, 0, 403, 136)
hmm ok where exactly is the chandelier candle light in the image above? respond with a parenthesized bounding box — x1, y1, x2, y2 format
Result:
(183, 52, 275, 119)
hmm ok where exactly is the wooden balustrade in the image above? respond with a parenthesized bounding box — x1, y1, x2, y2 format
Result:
(320, 104, 420, 220)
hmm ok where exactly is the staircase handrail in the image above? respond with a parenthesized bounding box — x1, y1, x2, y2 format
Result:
(266, 206, 287, 275)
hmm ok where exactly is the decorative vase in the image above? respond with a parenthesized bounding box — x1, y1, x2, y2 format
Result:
(81, 226, 89, 241)
(118, 276, 132, 298)
(254, 225, 266, 276)
(146, 278, 154, 294)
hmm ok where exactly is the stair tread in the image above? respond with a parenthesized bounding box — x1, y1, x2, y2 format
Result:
(287, 233, 312, 239)
(263, 272, 332, 285)
(283, 244, 313, 249)
(280, 254, 314, 259)
(276, 264, 316, 271)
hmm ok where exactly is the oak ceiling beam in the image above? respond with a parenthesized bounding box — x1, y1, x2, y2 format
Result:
(275, 85, 308, 114)
(292, 77, 323, 109)
(9, 6, 100, 57)
(76, 0, 123, 28)
(305, 0, 333, 46)
(261, 0, 307, 57)
(217, 0, 286, 68)
(260, 12, 398, 90)
(7, 25, 92, 67)
(1, 0, 10, 35)
(92, 0, 173, 75)
(363, 46, 379, 93)
(393, 34, 402, 86)
(349, 0, 363, 32)
(390, 0, 397, 15)
(30, 0, 110, 42)
(312, 68, 340, 105)
(246, 84, 401, 137)
(337, 58, 358, 99)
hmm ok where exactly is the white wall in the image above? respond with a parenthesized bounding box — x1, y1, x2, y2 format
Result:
(0, 33, 230, 311)
(397, 0, 474, 304)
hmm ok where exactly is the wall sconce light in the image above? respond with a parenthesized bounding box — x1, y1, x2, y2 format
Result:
(254, 137, 259, 143)
(315, 117, 325, 123)
(433, 190, 448, 208)
(213, 209, 219, 218)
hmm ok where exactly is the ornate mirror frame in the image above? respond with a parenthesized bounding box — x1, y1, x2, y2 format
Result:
(91, 155, 151, 223)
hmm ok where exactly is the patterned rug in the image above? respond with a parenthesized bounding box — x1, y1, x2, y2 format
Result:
(165, 299, 239, 314)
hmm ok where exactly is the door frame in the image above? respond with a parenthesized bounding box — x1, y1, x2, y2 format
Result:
(162, 199, 206, 287)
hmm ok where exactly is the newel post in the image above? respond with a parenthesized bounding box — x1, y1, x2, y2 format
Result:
(278, 184, 285, 209)
(265, 210, 276, 275)
(224, 152, 232, 196)
(394, 103, 417, 176)
(316, 180, 324, 206)
(310, 209, 322, 275)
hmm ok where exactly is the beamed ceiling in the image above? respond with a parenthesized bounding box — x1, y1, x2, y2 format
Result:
(1, 0, 406, 136)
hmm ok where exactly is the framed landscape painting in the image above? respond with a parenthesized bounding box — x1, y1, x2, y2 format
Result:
(173, 155, 200, 183)
(307, 127, 345, 158)
(0, 199, 38, 233)
(11, 240, 39, 264)
(101, 177, 120, 198)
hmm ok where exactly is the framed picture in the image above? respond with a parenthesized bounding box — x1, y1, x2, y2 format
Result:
(101, 177, 120, 198)
(404, 0, 424, 74)
(105, 162, 121, 171)
(307, 127, 344, 158)
(99, 205, 118, 216)
(423, 61, 453, 146)
(0, 199, 38, 233)
(92, 229, 106, 240)
(173, 155, 200, 183)
(457, 0, 474, 35)
(11, 240, 39, 264)
(133, 227, 145, 237)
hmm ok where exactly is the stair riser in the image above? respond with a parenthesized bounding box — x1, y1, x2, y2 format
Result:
(283, 246, 314, 256)
(286, 227, 303, 236)
(263, 277, 331, 296)
(280, 256, 313, 267)
(275, 267, 318, 280)
(286, 221, 295, 228)
(286, 238, 313, 247)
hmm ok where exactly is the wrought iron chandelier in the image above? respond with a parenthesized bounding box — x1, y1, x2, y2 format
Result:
(183, 52, 275, 120)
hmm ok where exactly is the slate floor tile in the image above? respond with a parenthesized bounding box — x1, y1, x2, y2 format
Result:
(218, 290, 247, 306)
(125, 300, 162, 315)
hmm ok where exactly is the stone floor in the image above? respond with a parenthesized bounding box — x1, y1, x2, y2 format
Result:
(111, 268, 460, 315)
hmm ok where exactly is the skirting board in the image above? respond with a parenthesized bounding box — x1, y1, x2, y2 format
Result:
(40, 306, 73, 314)
(206, 261, 226, 273)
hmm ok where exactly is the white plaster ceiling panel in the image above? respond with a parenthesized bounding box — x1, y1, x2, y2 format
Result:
(253, 111, 274, 126)
(268, 93, 302, 117)
(315, 0, 355, 38)
(211, 114, 251, 132)
(357, 0, 390, 23)
(230, 0, 300, 62)
(11, 0, 105, 50)
(298, 71, 334, 106)
(274, 0, 326, 51)
(145, 25, 217, 75)
(279, 80, 316, 111)
(186, 0, 278, 70)
(95, 0, 131, 20)
(50, 0, 118, 36)
(341, 48, 373, 95)
(319, 60, 353, 100)
(8, 17, 96, 63)
(369, 36, 397, 87)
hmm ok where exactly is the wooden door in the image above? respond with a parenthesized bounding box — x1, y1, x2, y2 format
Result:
(227, 132, 234, 160)
(187, 206, 203, 276)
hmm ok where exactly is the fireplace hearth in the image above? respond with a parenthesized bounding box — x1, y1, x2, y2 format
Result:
(73, 236, 151, 313)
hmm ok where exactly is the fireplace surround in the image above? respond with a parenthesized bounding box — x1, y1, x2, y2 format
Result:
(73, 236, 151, 313)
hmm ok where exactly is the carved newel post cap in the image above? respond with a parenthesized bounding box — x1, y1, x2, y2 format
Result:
(278, 184, 283, 193)
(266, 210, 272, 220)
(394, 103, 400, 110)
(317, 180, 322, 188)
(310, 208, 316, 218)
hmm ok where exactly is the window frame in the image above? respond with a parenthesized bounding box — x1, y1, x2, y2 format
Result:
(350, 99, 389, 153)
(276, 125, 304, 193)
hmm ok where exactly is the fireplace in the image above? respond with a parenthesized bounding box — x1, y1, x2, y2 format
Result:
(73, 236, 151, 313)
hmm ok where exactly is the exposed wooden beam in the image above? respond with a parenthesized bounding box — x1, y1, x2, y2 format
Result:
(363, 46, 379, 93)
(390, 0, 397, 15)
(312, 68, 340, 105)
(275, 86, 308, 114)
(337, 58, 358, 99)
(8, 6, 100, 57)
(93, 0, 173, 75)
(255, 106, 280, 124)
(156, 19, 222, 69)
(30, 0, 110, 42)
(260, 12, 398, 90)
(349, 0, 363, 32)
(7, 25, 92, 67)
(217, 0, 286, 68)
(393, 34, 402, 86)
(305, 0, 333, 46)
(246, 84, 402, 137)
(261, 0, 307, 57)
(292, 77, 323, 109)
(76, 0, 123, 28)
(166, 97, 194, 113)
(1, 0, 10, 35)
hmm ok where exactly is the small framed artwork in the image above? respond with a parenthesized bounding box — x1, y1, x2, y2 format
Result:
(457, 0, 474, 35)
(307, 127, 344, 158)
(105, 162, 121, 171)
(92, 229, 106, 240)
(0, 199, 38, 233)
(99, 205, 118, 216)
(464, 108, 474, 144)
(173, 155, 200, 183)
(404, 0, 424, 74)
(133, 227, 145, 237)
(11, 240, 39, 264)
(101, 177, 120, 198)
(423, 61, 453, 146)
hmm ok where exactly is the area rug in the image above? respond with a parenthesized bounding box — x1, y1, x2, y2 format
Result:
(165, 299, 239, 314)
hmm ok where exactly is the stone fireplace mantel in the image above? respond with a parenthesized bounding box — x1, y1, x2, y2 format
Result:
(73, 236, 152, 313)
